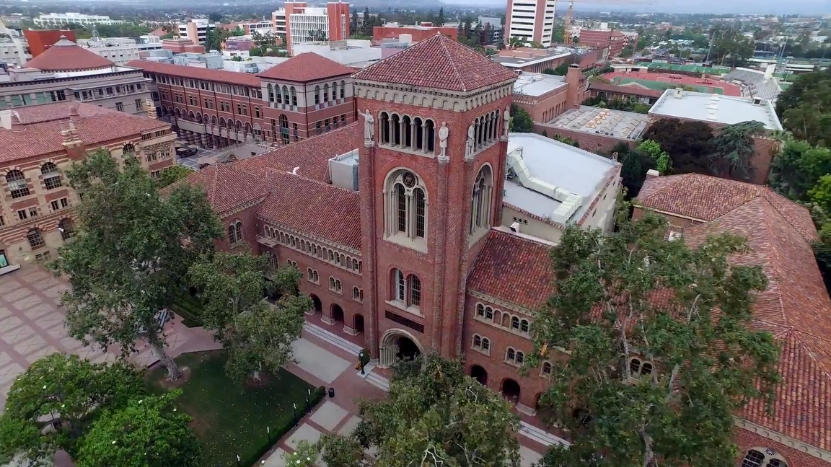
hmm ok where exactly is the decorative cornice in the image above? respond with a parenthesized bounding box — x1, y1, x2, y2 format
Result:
(257, 216, 361, 256)
(219, 196, 266, 219)
(468, 290, 534, 317)
(734, 418, 831, 461)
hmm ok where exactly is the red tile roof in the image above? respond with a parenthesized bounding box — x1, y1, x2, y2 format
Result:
(237, 123, 360, 183)
(257, 53, 356, 82)
(24, 36, 114, 71)
(0, 102, 168, 163)
(126, 60, 262, 87)
(682, 198, 831, 450)
(180, 128, 361, 249)
(637, 173, 817, 243)
(353, 34, 518, 92)
(467, 230, 554, 309)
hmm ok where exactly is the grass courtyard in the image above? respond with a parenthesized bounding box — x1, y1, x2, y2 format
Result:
(147, 350, 316, 467)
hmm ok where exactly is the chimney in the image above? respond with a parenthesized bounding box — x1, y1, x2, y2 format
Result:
(69, 103, 80, 117)
(62, 121, 82, 149)
(566, 64, 585, 109)
(0, 110, 13, 130)
(145, 98, 156, 119)
(646, 169, 660, 179)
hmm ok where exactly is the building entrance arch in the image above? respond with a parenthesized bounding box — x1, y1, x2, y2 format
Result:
(379, 328, 424, 368)
(309, 294, 322, 313)
(470, 365, 488, 385)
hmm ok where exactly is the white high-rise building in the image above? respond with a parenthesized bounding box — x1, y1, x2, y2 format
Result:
(506, 0, 556, 47)
(271, 2, 350, 54)
(33, 13, 124, 27)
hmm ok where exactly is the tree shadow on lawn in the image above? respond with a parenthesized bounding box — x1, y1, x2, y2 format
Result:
(147, 350, 314, 467)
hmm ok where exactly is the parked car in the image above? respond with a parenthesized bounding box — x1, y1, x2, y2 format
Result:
(176, 146, 198, 157)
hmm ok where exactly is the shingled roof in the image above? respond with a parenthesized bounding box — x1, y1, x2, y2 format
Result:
(0, 102, 168, 163)
(126, 60, 262, 87)
(24, 36, 114, 72)
(353, 34, 518, 92)
(636, 173, 817, 243)
(257, 52, 356, 82)
(467, 230, 554, 309)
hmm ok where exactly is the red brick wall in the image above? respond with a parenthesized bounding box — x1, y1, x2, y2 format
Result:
(514, 86, 568, 123)
(734, 427, 831, 467)
(533, 123, 634, 154)
(372, 26, 458, 42)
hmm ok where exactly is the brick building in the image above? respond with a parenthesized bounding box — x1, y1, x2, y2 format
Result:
(634, 173, 831, 467)
(578, 28, 631, 58)
(22, 29, 76, 58)
(174, 34, 831, 466)
(512, 65, 586, 123)
(128, 52, 356, 148)
(372, 23, 458, 43)
(539, 105, 649, 153)
(586, 82, 662, 105)
(0, 100, 174, 270)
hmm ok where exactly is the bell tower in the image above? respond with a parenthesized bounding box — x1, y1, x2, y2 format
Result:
(354, 35, 517, 365)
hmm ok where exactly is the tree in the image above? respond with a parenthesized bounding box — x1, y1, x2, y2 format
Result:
(551, 63, 570, 75)
(322, 355, 520, 466)
(205, 28, 230, 52)
(157, 165, 193, 188)
(641, 118, 714, 176)
(509, 103, 534, 133)
(187, 253, 308, 382)
(436, 7, 445, 26)
(708, 121, 765, 181)
(770, 139, 831, 201)
(620, 45, 634, 58)
(774, 69, 831, 147)
(508, 36, 525, 49)
(52, 150, 222, 381)
(251, 30, 276, 50)
(708, 26, 754, 66)
(0, 354, 145, 464)
(532, 214, 780, 467)
(230, 26, 245, 37)
(809, 174, 831, 214)
(76, 391, 201, 467)
(208, 12, 222, 22)
(620, 147, 655, 198)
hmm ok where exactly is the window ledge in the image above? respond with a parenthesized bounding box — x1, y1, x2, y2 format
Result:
(471, 347, 490, 357)
(385, 300, 423, 318)
(384, 233, 427, 254)
(504, 360, 522, 368)
(378, 144, 435, 158)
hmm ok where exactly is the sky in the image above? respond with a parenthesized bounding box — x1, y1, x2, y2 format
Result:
(443, 0, 830, 16)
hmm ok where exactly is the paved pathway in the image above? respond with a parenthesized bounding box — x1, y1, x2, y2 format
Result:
(0, 265, 219, 411)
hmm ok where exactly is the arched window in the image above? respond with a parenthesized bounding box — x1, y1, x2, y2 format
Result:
(473, 335, 482, 348)
(391, 114, 401, 145)
(228, 221, 243, 244)
(515, 351, 525, 364)
(511, 316, 520, 330)
(476, 303, 485, 317)
(384, 170, 428, 246)
(393, 268, 405, 302)
(409, 275, 421, 307)
(629, 358, 641, 375)
(485, 306, 493, 320)
(481, 338, 490, 351)
(268, 83, 275, 103)
(279, 114, 289, 145)
(58, 218, 74, 240)
(506, 348, 516, 362)
(520, 319, 530, 333)
(6, 169, 29, 198)
(541, 361, 552, 376)
(290, 86, 297, 106)
(41, 163, 62, 190)
(741, 449, 788, 467)
(314, 85, 320, 105)
(323, 84, 329, 102)
(425, 119, 435, 152)
(380, 112, 390, 144)
(307, 268, 314, 280)
(470, 165, 494, 235)
(123, 143, 135, 156)
(27, 228, 45, 249)
(339, 80, 345, 98)
(641, 362, 653, 376)
(402, 115, 412, 147)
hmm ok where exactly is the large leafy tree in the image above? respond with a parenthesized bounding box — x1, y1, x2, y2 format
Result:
(531, 213, 780, 467)
(319, 355, 521, 466)
(769, 138, 831, 201)
(0, 354, 145, 464)
(52, 150, 222, 380)
(708, 121, 766, 181)
(509, 103, 535, 133)
(641, 118, 714, 176)
(775, 69, 831, 147)
(76, 391, 201, 467)
(187, 252, 308, 382)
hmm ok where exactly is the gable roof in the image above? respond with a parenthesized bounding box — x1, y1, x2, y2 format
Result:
(353, 34, 518, 92)
(24, 36, 114, 72)
(0, 102, 168, 163)
(467, 230, 554, 309)
(126, 60, 261, 87)
(682, 198, 831, 451)
(636, 173, 817, 243)
(588, 82, 663, 99)
(256, 52, 355, 82)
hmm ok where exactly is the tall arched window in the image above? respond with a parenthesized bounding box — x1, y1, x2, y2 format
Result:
(279, 114, 289, 145)
(27, 228, 45, 249)
(41, 163, 62, 190)
(380, 112, 390, 144)
(332, 82, 337, 101)
(58, 218, 74, 240)
(314, 85, 320, 105)
(390, 269, 422, 309)
(741, 449, 789, 467)
(384, 170, 428, 247)
(323, 84, 329, 102)
(228, 221, 243, 244)
(290, 86, 297, 106)
(123, 143, 135, 156)
(339, 80, 345, 98)
(470, 165, 493, 235)
(6, 170, 29, 198)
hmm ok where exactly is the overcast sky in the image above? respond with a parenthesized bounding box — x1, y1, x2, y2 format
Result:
(444, 0, 829, 16)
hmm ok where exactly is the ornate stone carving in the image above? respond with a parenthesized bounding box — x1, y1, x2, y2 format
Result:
(503, 105, 512, 137)
(465, 124, 475, 159)
(361, 109, 374, 142)
(438, 122, 449, 158)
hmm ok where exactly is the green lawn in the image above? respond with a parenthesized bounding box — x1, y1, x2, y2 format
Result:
(148, 351, 316, 467)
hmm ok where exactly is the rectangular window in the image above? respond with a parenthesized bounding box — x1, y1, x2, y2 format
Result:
(416, 191, 425, 238)
(28, 207, 38, 218)
(150, 170, 160, 179)
(50, 200, 59, 211)
(135, 99, 143, 111)
(44, 174, 62, 190)
(60, 198, 69, 208)
(254, 107, 260, 118)
(115, 102, 124, 112)
(17, 209, 26, 220)
(0, 215, 3, 226)
(411, 279, 421, 307)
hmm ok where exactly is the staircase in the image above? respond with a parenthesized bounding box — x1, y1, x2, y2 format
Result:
(303, 322, 363, 356)
(519, 421, 570, 447)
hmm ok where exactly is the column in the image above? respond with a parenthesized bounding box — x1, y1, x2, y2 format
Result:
(405, 192, 413, 239)
(421, 122, 427, 153)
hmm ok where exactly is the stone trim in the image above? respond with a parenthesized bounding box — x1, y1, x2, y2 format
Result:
(257, 216, 361, 256)
(355, 81, 513, 113)
(503, 201, 567, 230)
(734, 418, 831, 461)
(218, 196, 267, 219)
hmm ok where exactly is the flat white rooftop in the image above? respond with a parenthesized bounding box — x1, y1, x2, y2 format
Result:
(504, 133, 619, 223)
(547, 106, 649, 140)
(513, 72, 567, 97)
(648, 89, 783, 131)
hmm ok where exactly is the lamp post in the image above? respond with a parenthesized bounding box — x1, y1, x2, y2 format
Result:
(358, 349, 366, 375)
(292, 402, 297, 424)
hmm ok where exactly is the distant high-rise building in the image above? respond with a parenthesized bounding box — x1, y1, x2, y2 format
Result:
(178, 19, 216, 47)
(272, 2, 350, 54)
(505, 0, 556, 47)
